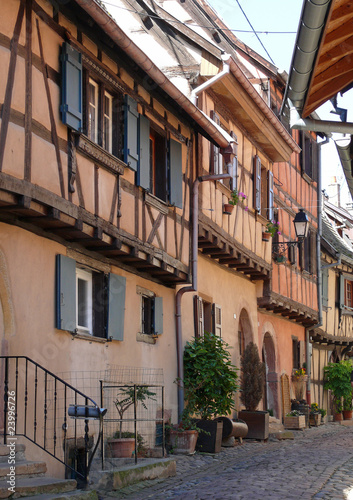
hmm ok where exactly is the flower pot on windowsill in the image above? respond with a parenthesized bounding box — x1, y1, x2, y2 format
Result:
(223, 203, 234, 215)
(262, 231, 271, 242)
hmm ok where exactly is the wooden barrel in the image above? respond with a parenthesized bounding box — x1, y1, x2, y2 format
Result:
(214, 417, 248, 439)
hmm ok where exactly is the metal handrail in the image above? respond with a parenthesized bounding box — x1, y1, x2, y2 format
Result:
(1, 356, 103, 486)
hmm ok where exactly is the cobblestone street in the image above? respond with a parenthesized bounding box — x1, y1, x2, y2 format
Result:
(107, 422, 353, 500)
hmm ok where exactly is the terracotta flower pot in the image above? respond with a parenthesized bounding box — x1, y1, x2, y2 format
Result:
(107, 438, 135, 458)
(169, 430, 198, 455)
(262, 232, 271, 242)
(223, 203, 234, 215)
(334, 412, 343, 421)
(343, 410, 353, 420)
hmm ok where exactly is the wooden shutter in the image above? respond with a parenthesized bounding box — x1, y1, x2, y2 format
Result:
(340, 274, 345, 309)
(322, 267, 329, 308)
(154, 297, 163, 335)
(107, 273, 126, 341)
(56, 254, 76, 332)
(310, 231, 317, 275)
(169, 139, 183, 208)
(137, 114, 150, 189)
(254, 155, 261, 212)
(268, 170, 274, 221)
(123, 95, 139, 171)
(299, 340, 305, 368)
(212, 304, 222, 337)
(60, 43, 82, 132)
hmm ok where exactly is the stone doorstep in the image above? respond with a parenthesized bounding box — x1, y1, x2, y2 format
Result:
(339, 419, 353, 426)
(0, 460, 47, 478)
(0, 444, 25, 457)
(90, 458, 176, 491)
(0, 477, 77, 499)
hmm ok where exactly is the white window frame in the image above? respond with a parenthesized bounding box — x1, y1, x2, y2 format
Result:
(88, 78, 99, 144)
(76, 267, 93, 335)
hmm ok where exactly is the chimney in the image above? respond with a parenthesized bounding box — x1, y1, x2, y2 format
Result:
(327, 176, 341, 207)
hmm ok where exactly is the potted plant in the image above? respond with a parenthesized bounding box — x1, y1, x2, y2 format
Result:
(284, 409, 306, 429)
(319, 407, 327, 424)
(292, 367, 307, 401)
(238, 342, 269, 440)
(107, 385, 156, 458)
(263, 220, 281, 241)
(167, 411, 200, 455)
(343, 389, 353, 420)
(309, 403, 322, 427)
(324, 359, 352, 422)
(223, 189, 247, 214)
(182, 331, 239, 453)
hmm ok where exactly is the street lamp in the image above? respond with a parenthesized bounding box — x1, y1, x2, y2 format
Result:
(272, 209, 309, 257)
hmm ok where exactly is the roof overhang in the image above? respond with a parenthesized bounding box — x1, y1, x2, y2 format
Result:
(284, 0, 353, 118)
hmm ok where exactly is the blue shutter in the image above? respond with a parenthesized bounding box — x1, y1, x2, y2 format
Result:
(123, 95, 139, 171)
(137, 114, 150, 189)
(56, 254, 76, 332)
(154, 297, 163, 335)
(60, 43, 82, 132)
(107, 273, 126, 341)
(169, 139, 183, 208)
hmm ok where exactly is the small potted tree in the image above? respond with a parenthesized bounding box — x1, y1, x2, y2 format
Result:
(324, 360, 352, 421)
(238, 342, 269, 440)
(107, 385, 155, 458)
(182, 331, 239, 453)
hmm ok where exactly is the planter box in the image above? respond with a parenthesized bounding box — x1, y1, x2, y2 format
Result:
(309, 413, 321, 427)
(284, 415, 306, 429)
(195, 420, 223, 453)
(169, 430, 198, 455)
(238, 411, 269, 440)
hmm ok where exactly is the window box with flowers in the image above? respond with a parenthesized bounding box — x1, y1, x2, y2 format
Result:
(223, 189, 247, 214)
(262, 220, 281, 241)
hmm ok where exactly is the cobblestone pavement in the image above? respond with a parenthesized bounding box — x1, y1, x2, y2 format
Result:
(101, 422, 353, 500)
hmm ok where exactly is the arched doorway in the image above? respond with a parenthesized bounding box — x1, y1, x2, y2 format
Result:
(262, 332, 279, 418)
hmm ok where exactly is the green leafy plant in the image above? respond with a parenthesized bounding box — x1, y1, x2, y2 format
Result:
(265, 220, 281, 237)
(240, 342, 265, 411)
(324, 360, 352, 414)
(343, 389, 353, 411)
(310, 403, 320, 414)
(182, 331, 239, 420)
(319, 408, 327, 418)
(114, 386, 156, 438)
(229, 189, 246, 206)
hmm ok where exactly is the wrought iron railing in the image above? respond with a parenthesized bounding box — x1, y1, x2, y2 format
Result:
(0, 356, 104, 487)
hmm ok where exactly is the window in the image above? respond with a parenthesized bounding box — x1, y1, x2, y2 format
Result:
(292, 338, 304, 370)
(136, 287, 163, 337)
(340, 274, 353, 311)
(56, 255, 126, 340)
(299, 131, 318, 180)
(124, 95, 183, 207)
(60, 43, 120, 157)
(194, 295, 222, 337)
(253, 155, 274, 219)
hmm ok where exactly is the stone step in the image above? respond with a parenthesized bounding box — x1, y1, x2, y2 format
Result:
(22, 490, 98, 500)
(0, 444, 26, 463)
(0, 460, 47, 478)
(0, 476, 77, 499)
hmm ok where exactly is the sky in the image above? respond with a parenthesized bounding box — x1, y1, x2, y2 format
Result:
(207, 0, 353, 208)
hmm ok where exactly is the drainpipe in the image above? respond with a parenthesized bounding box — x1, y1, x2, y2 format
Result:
(175, 172, 231, 421)
(191, 58, 230, 105)
(306, 135, 330, 404)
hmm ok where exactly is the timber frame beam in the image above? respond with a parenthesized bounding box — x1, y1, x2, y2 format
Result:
(258, 291, 318, 327)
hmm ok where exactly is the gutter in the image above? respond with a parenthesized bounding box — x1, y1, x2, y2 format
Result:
(74, 0, 231, 148)
(335, 137, 353, 201)
(290, 104, 353, 134)
(306, 135, 329, 404)
(175, 173, 231, 421)
(282, 0, 331, 114)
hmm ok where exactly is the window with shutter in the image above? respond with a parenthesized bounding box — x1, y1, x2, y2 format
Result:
(55, 254, 126, 340)
(212, 304, 222, 337)
(268, 171, 274, 221)
(322, 267, 329, 308)
(169, 139, 183, 208)
(136, 287, 163, 340)
(124, 95, 139, 171)
(210, 111, 222, 175)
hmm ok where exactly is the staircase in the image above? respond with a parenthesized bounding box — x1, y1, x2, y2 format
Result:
(0, 441, 98, 499)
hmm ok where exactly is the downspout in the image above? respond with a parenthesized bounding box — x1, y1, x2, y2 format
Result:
(306, 135, 330, 404)
(175, 172, 231, 421)
(191, 59, 230, 105)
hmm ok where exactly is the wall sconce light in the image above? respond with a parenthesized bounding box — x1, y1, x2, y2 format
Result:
(272, 209, 309, 256)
